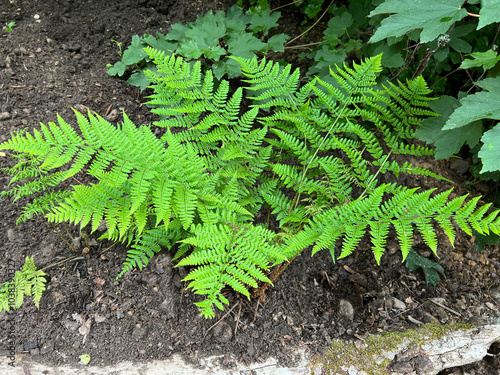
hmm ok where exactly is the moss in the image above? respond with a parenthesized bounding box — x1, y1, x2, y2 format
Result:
(311, 323, 472, 375)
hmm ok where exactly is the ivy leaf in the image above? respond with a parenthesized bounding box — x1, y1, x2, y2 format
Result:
(478, 124, 500, 173)
(227, 33, 266, 58)
(249, 9, 280, 36)
(460, 50, 500, 71)
(444, 77, 500, 130)
(405, 248, 445, 286)
(478, 0, 500, 29)
(415, 96, 482, 159)
(369, 0, 468, 44)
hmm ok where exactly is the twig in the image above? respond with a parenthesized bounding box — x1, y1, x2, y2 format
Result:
(40, 254, 84, 272)
(203, 302, 240, 338)
(50, 222, 79, 253)
(284, 41, 322, 49)
(429, 298, 462, 317)
(285, 0, 335, 46)
(271, 0, 303, 13)
(234, 300, 242, 338)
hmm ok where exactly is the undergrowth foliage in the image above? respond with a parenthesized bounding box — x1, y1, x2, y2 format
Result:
(2, 51, 500, 317)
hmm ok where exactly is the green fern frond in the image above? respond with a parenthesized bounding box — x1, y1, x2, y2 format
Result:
(0, 257, 46, 312)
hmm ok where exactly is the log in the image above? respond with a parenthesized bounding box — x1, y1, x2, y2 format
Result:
(312, 322, 500, 375)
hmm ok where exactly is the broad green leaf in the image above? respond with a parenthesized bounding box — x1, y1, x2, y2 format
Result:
(369, 0, 468, 43)
(301, 0, 325, 19)
(107, 61, 127, 77)
(143, 33, 177, 53)
(122, 35, 148, 65)
(325, 11, 354, 38)
(202, 45, 227, 61)
(460, 50, 500, 71)
(478, 0, 500, 29)
(165, 22, 189, 41)
(249, 9, 280, 36)
(444, 77, 500, 130)
(405, 248, 445, 286)
(479, 124, 500, 172)
(177, 39, 203, 60)
(415, 96, 482, 159)
(266, 34, 289, 52)
(227, 33, 266, 58)
(365, 41, 404, 67)
(225, 5, 251, 33)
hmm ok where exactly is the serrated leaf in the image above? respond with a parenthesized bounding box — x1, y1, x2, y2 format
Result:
(460, 50, 500, 71)
(122, 35, 149, 65)
(369, 0, 468, 44)
(325, 11, 353, 38)
(444, 77, 500, 130)
(266, 34, 289, 52)
(165, 22, 189, 41)
(405, 248, 445, 286)
(479, 123, 500, 173)
(227, 33, 266, 58)
(478, 0, 500, 29)
(415, 96, 482, 159)
(249, 9, 280, 36)
(177, 39, 203, 60)
(107, 61, 127, 77)
(143, 33, 177, 53)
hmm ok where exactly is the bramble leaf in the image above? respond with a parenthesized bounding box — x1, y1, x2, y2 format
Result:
(369, 0, 468, 43)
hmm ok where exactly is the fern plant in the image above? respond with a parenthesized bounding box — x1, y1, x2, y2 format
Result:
(2, 50, 500, 318)
(0, 257, 46, 312)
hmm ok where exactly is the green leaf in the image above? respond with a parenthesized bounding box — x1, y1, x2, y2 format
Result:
(165, 22, 189, 41)
(107, 61, 127, 77)
(249, 9, 280, 36)
(473, 229, 500, 253)
(143, 33, 177, 53)
(177, 39, 203, 60)
(122, 35, 149, 65)
(478, 123, 500, 173)
(225, 5, 251, 33)
(369, 0, 468, 43)
(405, 248, 445, 286)
(301, 0, 325, 19)
(266, 34, 289, 52)
(444, 77, 500, 130)
(227, 33, 266, 58)
(415, 96, 482, 159)
(478, 0, 500, 29)
(460, 50, 500, 71)
(324, 11, 354, 38)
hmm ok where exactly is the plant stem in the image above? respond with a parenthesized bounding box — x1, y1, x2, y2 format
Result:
(271, 0, 304, 13)
(285, 0, 335, 46)
(50, 222, 79, 253)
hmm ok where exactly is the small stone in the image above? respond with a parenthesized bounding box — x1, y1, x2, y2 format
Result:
(422, 312, 440, 324)
(485, 302, 496, 310)
(213, 322, 232, 343)
(338, 299, 354, 321)
(7, 229, 15, 241)
(286, 316, 294, 326)
(105, 109, 119, 122)
(94, 313, 106, 323)
(0, 112, 11, 120)
(116, 309, 124, 319)
(391, 297, 406, 310)
(24, 342, 37, 351)
(132, 327, 147, 340)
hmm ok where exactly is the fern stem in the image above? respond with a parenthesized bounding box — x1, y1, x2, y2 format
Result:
(50, 222, 79, 253)
(358, 150, 393, 201)
(40, 255, 84, 272)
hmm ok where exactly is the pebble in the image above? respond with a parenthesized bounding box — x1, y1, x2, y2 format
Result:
(213, 322, 233, 343)
(7, 229, 15, 241)
(338, 299, 354, 321)
(0, 112, 11, 120)
(391, 297, 406, 310)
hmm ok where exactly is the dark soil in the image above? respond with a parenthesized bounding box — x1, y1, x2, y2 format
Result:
(0, 0, 499, 373)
